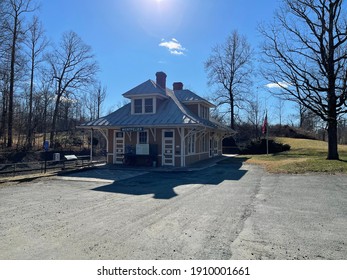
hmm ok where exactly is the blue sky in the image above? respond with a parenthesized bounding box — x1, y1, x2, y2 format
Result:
(40, 0, 287, 120)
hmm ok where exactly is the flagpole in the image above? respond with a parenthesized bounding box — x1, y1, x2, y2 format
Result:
(262, 110, 269, 155)
(266, 113, 269, 156)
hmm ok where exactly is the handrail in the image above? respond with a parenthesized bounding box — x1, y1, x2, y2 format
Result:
(0, 157, 106, 177)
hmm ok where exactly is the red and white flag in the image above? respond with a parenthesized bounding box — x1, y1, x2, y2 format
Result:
(262, 113, 268, 134)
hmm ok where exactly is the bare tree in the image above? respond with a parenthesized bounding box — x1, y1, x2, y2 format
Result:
(2, 0, 37, 147)
(0, 1, 9, 143)
(296, 101, 322, 132)
(0, 1, 8, 61)
(46, 31, 99, 146)
(297, 102, 311, 129)
(260, 0, 347, 160)
(0, 69, 9, 143)
(24, 15, 48, 148)
(34, 69, 54, 142)
(83, 83, 107, 120)
(205, 30, 253, 129)
(108, 98, 130, 114)
(95, 83, 106, 119)
(245, 90, 264, 140)
(276, 97, 286, 127)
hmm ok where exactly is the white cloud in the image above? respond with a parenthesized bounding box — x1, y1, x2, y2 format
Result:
(265, 82, 290, 89)
(159, 38, 186, 55)
(170, 50, 184, 56)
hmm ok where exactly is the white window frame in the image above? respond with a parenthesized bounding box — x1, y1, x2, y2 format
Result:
(188, 133, 196, 154)
(144, 98, 153, 113)
(132, 97, 156, 115)
(133, 99, 142, 114)
(137, 130, 149, 144)
(201, 134, 207, 152)
(199, 104, 209, 119)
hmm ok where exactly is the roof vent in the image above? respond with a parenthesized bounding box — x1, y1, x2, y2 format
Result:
(173, 82, 183, 90)
(156, 71, 167, 89)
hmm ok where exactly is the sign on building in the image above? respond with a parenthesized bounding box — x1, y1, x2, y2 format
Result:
(121, 127, 144, 132)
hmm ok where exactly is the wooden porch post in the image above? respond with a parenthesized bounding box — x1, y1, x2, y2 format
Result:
(90, 128, 93, 162)
(181, 127, 185, 167)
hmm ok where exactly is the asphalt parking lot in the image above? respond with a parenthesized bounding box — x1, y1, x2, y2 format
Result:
(0, 157, 346, 259)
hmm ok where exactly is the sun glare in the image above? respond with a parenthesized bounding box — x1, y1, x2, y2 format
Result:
(131, 0, 183, 37)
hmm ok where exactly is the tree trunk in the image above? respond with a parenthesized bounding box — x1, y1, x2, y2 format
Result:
(8, 17, 18, 148)
(327, 119, 339, 160)
(50, 95, 60, 147)
(27, 58, 34, 148)
(326, 92, 339, 160)
(0, 87, 8, 141)
(43, 95, 47, 142)
(230, 96, 234, 130)
(326, 2, 339, 160)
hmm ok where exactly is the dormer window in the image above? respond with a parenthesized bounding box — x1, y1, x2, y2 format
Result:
(144, 98, 153, 113)
(200, 104, 209, 119)
(134, 99, 142, 113)
(132, 97, 156, 114)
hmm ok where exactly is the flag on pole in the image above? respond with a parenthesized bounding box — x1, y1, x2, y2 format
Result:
(262, 111, 269, 155)
(262, 113, 268, 135)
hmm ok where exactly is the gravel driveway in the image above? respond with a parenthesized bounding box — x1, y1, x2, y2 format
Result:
(0, 158, 346, 259)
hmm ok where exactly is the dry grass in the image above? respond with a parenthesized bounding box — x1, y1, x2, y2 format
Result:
(244, 137, 347, 174)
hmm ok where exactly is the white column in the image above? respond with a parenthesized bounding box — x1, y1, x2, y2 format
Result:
(90, 128, 93, 162)
(181, 127, 185, 167)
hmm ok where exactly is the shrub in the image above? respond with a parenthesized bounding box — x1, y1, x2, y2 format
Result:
(72, 137, 83, 146)
(240, 139, 291, 155)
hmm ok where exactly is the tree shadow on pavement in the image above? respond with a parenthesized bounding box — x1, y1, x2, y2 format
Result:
(92, 157, 249, 200)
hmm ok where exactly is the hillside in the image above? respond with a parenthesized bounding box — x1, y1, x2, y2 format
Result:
(245, 137, 347, 174)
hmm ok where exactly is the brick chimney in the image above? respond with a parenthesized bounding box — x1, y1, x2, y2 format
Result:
(156, 71, 167, 89)
(173, 82, 183, 90)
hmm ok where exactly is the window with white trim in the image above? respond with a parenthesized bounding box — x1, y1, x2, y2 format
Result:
(164, 131, 173, 138)
(199, 104, 209, 119)
(132, 98, 155, 114)
(116, 132, 124, 138)
(144, 98, 153, 113)
(138, 131, 148, 144)
(201, 135, 207, 152)
(188, 133, 196, 154)
(134, 99, 142, 114)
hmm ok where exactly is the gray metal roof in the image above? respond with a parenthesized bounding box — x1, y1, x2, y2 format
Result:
(123, 79, 168, 97)
(81, 79, 234, 133)
(174, 89, 215, 107)
(83, 101, 197, 127)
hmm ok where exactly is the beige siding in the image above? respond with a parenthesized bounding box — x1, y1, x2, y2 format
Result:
(107, 155, 113, 163)
(108, 129, 114, 153)
(107, 129, 114, 163)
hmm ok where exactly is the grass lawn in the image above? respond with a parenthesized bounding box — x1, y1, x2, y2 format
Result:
(243, 137, 347, 174)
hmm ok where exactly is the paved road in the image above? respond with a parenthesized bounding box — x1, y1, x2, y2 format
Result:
(0, 158, 346, 259)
